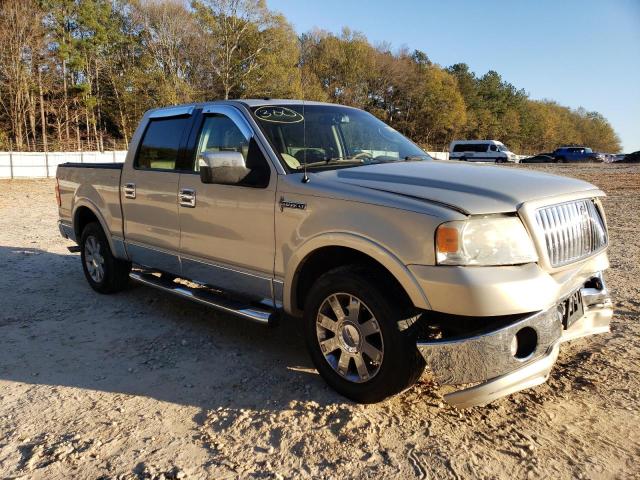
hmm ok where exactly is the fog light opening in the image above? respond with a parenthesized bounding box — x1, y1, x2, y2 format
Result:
(511, 327, 538, 360)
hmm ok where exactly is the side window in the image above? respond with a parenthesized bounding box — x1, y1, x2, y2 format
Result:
(135, 117, 189, 170)
(453, 144, 469, 152)
(489, 144, 498, 152)
(196, 115, 249, 160)
(195, 114, 270, 188)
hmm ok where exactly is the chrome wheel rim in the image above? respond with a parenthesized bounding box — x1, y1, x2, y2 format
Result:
(84, 235, 105, 283)
(316, 293, 384, 383)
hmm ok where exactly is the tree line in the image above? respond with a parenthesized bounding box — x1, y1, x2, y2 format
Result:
(0, 0, 622, 153)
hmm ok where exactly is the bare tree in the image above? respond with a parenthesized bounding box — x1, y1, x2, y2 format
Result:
(0, 1, 44, 150)
(193, 0, 280, 99)
(132, 0, 198, 104)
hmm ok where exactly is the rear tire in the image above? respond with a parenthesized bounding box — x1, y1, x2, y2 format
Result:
(80, 222, 131, 294)
(303, 266, 425, 403)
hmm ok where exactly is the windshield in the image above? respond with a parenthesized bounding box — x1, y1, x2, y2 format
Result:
(498, 145, 510, 152)
(251, 104, 431, 171)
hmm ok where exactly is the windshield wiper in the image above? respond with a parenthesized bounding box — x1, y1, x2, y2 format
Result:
(299, 157, 365, 169)
(404, 155, 429, 161)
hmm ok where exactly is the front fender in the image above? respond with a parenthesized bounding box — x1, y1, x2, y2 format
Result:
(283, 231, 431, 315)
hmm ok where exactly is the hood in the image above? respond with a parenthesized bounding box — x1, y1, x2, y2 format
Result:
(322, 161, 599, 215)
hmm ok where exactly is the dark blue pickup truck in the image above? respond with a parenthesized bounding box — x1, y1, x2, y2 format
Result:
(554, 146, 604, 162)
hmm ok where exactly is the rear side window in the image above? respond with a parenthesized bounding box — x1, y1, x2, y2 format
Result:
(453, 143, 489, 152)
(136, 117, 190, 170)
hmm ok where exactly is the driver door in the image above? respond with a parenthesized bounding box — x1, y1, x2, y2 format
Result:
(178, 105, 277, 301)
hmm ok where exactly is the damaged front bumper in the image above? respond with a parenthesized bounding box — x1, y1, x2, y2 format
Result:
(417, 273, 613, 408)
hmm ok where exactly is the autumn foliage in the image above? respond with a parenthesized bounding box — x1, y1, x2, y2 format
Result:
(0, 0, 621, 153)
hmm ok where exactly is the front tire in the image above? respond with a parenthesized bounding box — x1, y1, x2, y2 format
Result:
(303, 266, 424, 403)
(80, 222, 131, 294)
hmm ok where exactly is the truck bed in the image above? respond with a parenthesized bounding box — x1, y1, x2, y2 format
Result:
(57, 162, 125, 241)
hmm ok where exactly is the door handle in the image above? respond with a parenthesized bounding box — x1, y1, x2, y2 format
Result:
(123, 183, 136, 199)
(179, 188, 196, 208)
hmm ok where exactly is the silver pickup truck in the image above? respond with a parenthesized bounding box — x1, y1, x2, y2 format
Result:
(56, 100, 613, 408)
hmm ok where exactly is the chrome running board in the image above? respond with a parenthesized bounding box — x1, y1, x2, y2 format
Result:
(129, 272, 275, 325)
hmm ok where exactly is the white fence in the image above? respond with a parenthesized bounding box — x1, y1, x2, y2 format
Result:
(0, 150, 451, 179)
(0, 151, 127, 179)
(427, 151, 449, 161)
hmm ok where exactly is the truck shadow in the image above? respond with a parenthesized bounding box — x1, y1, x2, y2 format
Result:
(0, 245, 345, 415)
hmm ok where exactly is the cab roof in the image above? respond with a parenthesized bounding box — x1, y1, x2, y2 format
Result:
(449, 140, 504, 145)
(148, 98, 343, 115)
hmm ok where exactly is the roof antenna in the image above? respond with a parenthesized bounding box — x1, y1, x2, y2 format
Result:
(302, 98, 309, 183)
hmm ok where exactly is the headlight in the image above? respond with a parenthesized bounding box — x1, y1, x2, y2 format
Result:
(435, 216, 538, 266)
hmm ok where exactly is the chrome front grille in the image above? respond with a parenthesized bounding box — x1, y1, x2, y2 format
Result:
(535, 199, 608, 267)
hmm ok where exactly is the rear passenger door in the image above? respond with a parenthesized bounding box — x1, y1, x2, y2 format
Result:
(121, 108, 193, 274)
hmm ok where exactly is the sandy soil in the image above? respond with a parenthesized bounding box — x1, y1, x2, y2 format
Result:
(0, 164, 638, 479)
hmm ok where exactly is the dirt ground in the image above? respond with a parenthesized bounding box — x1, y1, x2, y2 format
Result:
(0, 164, 638, 480)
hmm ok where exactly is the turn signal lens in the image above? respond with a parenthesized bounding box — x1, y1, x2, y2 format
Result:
(436, 226, 459, 253)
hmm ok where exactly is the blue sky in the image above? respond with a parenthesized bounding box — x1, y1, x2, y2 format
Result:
(269, 0, 640, 153)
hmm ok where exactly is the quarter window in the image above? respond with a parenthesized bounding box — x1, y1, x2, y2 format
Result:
(135, 117, 189, 170)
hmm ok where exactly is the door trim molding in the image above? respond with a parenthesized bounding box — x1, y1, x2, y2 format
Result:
(180, 253, 273, 300)
(126, 240, 182, 275)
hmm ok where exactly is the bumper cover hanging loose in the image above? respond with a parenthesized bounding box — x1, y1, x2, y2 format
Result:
(417, 273, 613, 408)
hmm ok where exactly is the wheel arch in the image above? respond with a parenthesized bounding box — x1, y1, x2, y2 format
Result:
(72, 201, 119, 257)
(284, 233, 431, 316)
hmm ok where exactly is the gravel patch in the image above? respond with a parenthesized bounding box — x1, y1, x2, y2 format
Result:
(0, 164, 638, 479)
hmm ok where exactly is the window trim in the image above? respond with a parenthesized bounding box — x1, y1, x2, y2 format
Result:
(133, 114, 194, 173)
(148, 105, 195, 119)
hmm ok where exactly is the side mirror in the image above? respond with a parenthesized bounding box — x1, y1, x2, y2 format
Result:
(199, 151, 249, 185)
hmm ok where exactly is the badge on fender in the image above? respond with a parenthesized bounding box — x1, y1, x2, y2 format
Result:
(279, 197, 306, 212)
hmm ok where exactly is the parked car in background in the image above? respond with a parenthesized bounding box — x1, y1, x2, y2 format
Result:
(619, 151, 639, 163)
(553, 146, 602, 163)
(448, 140, 517, 163)
(520, 153, 556, 164)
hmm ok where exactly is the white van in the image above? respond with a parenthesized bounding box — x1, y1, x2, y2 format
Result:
(449, 140, 517, 163)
